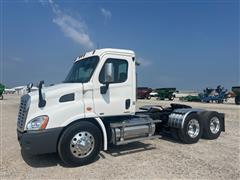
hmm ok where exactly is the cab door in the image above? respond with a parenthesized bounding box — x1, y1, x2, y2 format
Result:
(92, 54, 134, 117)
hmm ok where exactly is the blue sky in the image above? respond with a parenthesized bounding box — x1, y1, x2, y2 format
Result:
(1, 0, 239, 91)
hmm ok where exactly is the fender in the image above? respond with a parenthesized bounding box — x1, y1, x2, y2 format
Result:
(168, 108, 205, 129)
(95, 117, 108, 151)
(61, 116, 108, 151)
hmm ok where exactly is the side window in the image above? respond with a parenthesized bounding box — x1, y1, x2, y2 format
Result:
(99, 58, 128, 84)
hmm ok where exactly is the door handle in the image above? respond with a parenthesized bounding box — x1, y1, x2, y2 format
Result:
(125, 99, 131, 109)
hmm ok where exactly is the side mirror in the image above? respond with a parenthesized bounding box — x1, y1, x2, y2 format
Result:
(100, 62, 113, 94)
(104, 62, 114, 83)
(38, 81, 46, 108)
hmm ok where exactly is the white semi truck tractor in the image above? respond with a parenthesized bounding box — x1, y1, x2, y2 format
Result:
(17, 48, 225, 166)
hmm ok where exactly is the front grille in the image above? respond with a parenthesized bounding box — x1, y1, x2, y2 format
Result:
(17, 94, 30, 132)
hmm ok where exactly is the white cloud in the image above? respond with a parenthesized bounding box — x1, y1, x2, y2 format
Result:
(137, 57, 152, 67)
(53, 15, 94, 49)
(100, 8, 112, 19)
(42, 0, 94, 49)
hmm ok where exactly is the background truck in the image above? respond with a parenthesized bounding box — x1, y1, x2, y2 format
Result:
(137, 87, 152, 99)
(17, 48, 225, 167)
(156, 88, 176, 100)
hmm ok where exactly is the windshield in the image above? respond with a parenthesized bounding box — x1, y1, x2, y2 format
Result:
(64, 56, 99, 83)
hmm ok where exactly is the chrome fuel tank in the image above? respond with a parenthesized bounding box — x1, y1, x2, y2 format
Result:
(111, 115, 156, 143)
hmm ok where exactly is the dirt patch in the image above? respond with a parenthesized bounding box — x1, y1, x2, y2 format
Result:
(1, 95, 239, 179)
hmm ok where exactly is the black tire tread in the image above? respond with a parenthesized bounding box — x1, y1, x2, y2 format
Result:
(177, 113, 203, 144)
(58, 121, 102, 167)
(201, 111, 222, 140)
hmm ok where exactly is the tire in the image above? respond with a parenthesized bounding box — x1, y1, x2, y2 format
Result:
(168, 96, 174, 101)
(217, 99, 223, 104)
(58, 121, 102, 167)
(146, 95, 151, 100)
(235, 96, 240, 105)
(0, 95, 3, 100)
(201, 111, 222, 140)
(170, 128, 180, 140)
(178, 113, 203, 144)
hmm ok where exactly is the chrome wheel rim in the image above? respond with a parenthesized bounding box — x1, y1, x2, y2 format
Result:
(187, 119, 200, 138)
(70, 131, 95, 158)
(210, 117, 220, 134)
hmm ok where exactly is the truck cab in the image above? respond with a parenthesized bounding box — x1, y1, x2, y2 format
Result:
(17, 48, 225, 166)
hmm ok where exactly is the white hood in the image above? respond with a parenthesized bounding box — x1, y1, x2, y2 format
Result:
(29, 83, 83, 104)
(25, 83, 85, 129)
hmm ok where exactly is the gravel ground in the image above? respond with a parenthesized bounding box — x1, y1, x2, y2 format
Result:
(0, 94, 240, 179)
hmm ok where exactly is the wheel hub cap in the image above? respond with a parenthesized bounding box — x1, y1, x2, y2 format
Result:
(70, 131, 95, 158)
(210, 117, 220, 134)
(187, 119, 200, 138)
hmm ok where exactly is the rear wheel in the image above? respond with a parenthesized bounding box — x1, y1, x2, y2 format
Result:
(170, 128, 180, 140)
(0, 95, 3, 100)
(201, 111, 222, 139)
(58, 121, 102, 166)
(178, 113, 203, 144)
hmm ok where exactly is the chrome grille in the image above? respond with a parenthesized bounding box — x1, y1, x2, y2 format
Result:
(17, 94, 30, 132)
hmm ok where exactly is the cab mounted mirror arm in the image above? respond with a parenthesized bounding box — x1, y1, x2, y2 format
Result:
(100, 83, 109, 94)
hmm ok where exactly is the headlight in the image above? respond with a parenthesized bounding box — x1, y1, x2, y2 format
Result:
(27, 115, 49, 130)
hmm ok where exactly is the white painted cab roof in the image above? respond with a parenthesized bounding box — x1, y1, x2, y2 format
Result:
(76, 48, 135, 61)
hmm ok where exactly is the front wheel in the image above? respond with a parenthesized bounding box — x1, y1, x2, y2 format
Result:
(58, 121, 102, 166)
(178, 113, 203, 144)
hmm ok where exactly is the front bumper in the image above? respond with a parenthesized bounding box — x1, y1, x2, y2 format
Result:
(17, 127, 63, 155)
